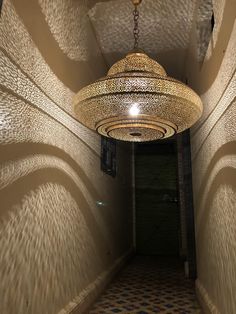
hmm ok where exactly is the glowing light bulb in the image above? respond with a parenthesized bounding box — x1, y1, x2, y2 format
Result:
(129, 104, 140, 116)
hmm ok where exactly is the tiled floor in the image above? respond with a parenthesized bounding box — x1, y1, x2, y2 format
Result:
(89, 256, 201, 314)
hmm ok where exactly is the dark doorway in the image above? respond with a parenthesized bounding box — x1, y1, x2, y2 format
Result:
(135, 140, 179, 256)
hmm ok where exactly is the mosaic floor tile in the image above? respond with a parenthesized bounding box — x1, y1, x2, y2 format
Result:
(89, 256, 201, 313)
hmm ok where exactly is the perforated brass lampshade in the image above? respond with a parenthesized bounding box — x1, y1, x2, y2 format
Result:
(73, 51, 203, 142)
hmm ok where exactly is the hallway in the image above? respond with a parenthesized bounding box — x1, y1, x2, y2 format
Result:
(89, 256, 201, 314)
(1, 0, 236, 313)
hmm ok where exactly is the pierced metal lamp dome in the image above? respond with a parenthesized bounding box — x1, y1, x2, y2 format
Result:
(73, 0, 203, 142)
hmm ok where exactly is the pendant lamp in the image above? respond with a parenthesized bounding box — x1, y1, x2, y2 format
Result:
(73, 0, 203, 142)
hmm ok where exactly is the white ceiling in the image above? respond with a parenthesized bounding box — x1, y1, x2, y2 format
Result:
(87, 0, 199, 80)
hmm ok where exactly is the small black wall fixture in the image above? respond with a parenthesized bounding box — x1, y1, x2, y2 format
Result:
(211, 11, 215, 32)
(101, 136, 116, 177)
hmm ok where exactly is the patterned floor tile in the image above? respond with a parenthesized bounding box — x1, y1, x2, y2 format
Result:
(89, 256, 201, 313)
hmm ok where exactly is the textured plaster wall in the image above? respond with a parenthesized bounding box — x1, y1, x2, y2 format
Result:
(186, 0, 236, 313)
(0, 1, 133, 314)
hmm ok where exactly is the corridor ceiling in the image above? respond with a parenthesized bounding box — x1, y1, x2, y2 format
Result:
(87, 0, 199, 80)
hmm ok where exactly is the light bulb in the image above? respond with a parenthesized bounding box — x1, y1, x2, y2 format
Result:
(129, 103, 140, 116)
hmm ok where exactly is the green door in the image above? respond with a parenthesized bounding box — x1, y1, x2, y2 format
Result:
(135, 141, 179, 256)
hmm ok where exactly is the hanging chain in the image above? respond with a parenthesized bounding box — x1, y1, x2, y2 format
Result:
(133, 5, 140, 49)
